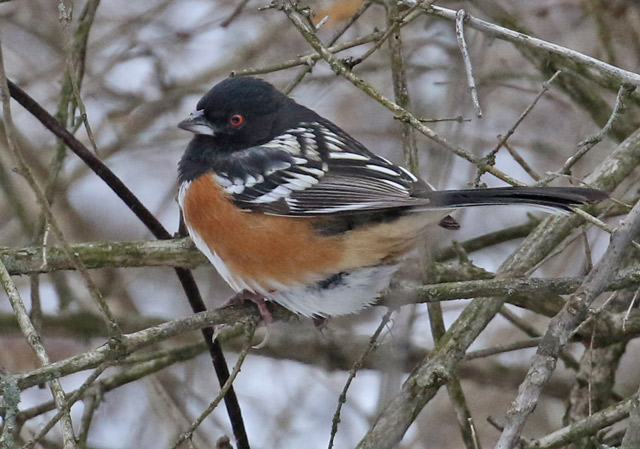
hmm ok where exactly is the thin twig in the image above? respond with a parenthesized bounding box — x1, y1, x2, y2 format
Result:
(547, 85, 635, 180)
(426, 6, 640, 88)
(455, 9, 482, 118)
(328, 310, 393, 449)
(171, 322, 257, 449)
(346, 0, 435, 68)
(498, 306, 579, 370)
(220, 0, 251, 27)
(17, 342, 210, 423)
(279, 1, 524, 186)
(475, 71, 560, 184)
(427, 298, 480, 449)
(22, 363, 111, 449)
(0, 259, 77, 448)
(59, 2, 99, 153)
(232, 30, 383, 78)
(501, 138, 541, 181)
(284, 1, 373, 94)
(465, 338, 542, 360)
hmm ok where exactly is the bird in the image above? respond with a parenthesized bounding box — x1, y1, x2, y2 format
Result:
(177, 76, 607, 320)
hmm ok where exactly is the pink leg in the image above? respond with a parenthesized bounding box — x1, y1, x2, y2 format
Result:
(223, 290, 274, 324)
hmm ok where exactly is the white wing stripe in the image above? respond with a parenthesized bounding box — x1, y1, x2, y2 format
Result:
(329, 152, 369, 161)
(299, 166, 325, 176)
(365, 164, 400, 176)
(399, 166, 419, 182)
(380, 179, 409, 191)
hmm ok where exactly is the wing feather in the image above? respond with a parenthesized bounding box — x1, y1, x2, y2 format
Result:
(215, 122, 430, 216)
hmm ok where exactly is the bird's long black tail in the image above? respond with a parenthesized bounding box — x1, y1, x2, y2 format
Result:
(421, 186, 607, 211)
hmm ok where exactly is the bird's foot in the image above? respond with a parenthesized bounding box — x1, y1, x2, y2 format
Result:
(224, 290, 274, 324)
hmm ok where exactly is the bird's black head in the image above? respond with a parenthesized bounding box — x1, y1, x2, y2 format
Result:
(178, 77, 304, 148)
(177, 77, 321, 183)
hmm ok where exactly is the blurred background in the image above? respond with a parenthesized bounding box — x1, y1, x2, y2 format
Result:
(1, 1, 640, 448)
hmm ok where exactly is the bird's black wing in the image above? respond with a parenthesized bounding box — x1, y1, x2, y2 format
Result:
(210, 121, 432, 216)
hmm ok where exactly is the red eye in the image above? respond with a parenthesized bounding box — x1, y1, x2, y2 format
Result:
(230, 114, 244, 127)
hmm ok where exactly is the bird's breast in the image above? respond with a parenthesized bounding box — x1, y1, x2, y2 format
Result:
(178, 174, 345, 292)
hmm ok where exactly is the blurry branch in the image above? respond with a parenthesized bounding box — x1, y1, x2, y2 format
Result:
(58, 0, 100, 154)
(449, 1, 639, 141)
(220, 0, 250, 27)
(0, 215, 552, 275)
(22, 362, 112, 449)
(6, 310, 577, 402)
(344, 0, 435, 68)
(171, 323, 257, 449)
(351, 105, 640, 449)
(497, 305, 579, 371)
(6, 69, 249, 449)
(496, 195, 640, 449)
(476, 70, 560, 186)
(523, 392, 636, 449)
(620, 386, 640, 449)
(0, 261, 76, 446)
(284, 1, 373, 94)
(328, 310, 393, 449)
(426, 5, 640, 89)
(16, 341, 211, 423)
(15, 307, 266, 391)
(455, 9, 482, 118)
(543, 84, 636, 184)
(386, 0, 419, 172)
(0, 54, 122, 340)
(231, 29, 384, 77)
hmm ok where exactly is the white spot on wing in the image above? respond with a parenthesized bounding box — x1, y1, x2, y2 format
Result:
(252, 185, 292, 203)
(282, 172, 319, 190)
(264, 160, 291, 176)
(211, 174, 232, 187)
(365, 164, 400, 176)
(329, 152, 369, 161)
(381, 179, 408, 191)
(299, 166, 325, 177)
(262, 133, 302, 155)
(302, 202, 385, 214)
(399, 166, 419, 182)
(244, 174, 264, 187)
(226, 182, 245, 194)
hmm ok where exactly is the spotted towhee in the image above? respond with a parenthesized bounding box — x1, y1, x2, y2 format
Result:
(177, 77, 606, 319)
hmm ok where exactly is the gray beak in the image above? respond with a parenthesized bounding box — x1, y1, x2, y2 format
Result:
(178, 110, 216, 136)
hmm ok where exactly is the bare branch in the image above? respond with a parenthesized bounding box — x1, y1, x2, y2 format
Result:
(426, 5, 640, 88)
(496, 189, 640, 448)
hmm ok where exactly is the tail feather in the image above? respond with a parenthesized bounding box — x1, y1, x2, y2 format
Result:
(420, 187, 607, 211)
